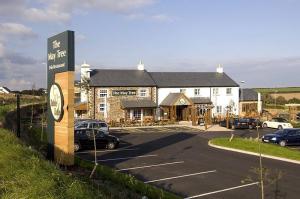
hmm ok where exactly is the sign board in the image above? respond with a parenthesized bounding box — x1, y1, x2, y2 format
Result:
(47, 30, 75, 165)
(112, 90, 137, 96)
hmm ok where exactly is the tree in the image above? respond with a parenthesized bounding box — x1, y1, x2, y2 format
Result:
(275, 96, 287, 105)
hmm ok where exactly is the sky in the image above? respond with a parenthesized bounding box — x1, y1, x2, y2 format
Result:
(0, 0, 300, 90)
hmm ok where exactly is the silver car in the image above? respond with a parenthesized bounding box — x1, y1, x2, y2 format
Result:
(75, 119, 109, 134)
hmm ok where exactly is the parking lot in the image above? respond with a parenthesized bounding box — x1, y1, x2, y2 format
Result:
(76, 127, 300, 199)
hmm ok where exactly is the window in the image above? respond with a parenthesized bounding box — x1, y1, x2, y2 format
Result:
(216, 106, 222, 113)
(77, 122, 88, 128)
(180, 89, 186, 94)
(99, 89, 108, 98)
(99, 103, 105, 112)
(194, 88, 201, 96)
(213, 88, 219, 95)
(139, 89, 147, 97)
(226, 88, 232, 95)
(133, 109, 141, 120)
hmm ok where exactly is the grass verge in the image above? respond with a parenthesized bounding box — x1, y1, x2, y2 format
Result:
(210, 138, 300, 162)
(75, 158, 181, 199)
(0, 128, 147, 199)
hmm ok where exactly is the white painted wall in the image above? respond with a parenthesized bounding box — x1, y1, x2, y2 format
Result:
(157, 87, 239, 116)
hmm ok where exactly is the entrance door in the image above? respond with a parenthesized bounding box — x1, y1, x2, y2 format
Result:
(176, 105, 188, 121)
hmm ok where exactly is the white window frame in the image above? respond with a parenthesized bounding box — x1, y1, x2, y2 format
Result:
(180, 89, 186, 94)
(213, 88, 219, 96)
(99, 89, 108, 98)
(194, 88, 201, 96)
(216, 105, 222, 113)
(99, 103, 106, 112)
(226, 88, 232, 95)
(139, 88, 148, 97)
(133, 109, 142, 120)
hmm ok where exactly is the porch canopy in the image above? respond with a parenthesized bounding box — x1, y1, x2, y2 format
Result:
(121, 99, 157, 109)
(74, 102, 88, 111)
(190, 97, 212, 104)
(160, 93, 193, 106)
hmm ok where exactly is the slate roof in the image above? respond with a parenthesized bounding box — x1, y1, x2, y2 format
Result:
(190, 97, 212, 104)
(160, 93, 193, 106)
(240, 89, 258, 101)
(90, 70, 156, 87)
(149, 72, 239, 88)
(121, 99, 157, 108)
(89, 69, 239, 88)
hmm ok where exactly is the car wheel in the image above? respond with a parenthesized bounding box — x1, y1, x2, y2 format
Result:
(107, 142, 116, 150)
(74, 142, 81, 152)
(278, 125, 283, 130)
(279, 140, 286, 147)
(263, 123, 268, 128)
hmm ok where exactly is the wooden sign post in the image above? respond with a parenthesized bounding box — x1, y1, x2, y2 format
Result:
(47, 30, 75, 165)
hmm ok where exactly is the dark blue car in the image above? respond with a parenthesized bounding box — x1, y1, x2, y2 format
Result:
(262, 128, 300, 147)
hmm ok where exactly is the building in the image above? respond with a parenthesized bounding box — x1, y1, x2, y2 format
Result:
(0, 86, 11, 94)
(80, 62, 240, 125)
(239, 88, 262, 117)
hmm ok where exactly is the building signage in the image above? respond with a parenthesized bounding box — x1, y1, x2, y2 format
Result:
(47, 31, 74, 73)
(47, 30, 75, 166)
(112, 90, 137, 96)
(49, 83, 64, 122)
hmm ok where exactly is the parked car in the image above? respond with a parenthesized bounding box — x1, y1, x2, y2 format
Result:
(296, 113, 300, 120)
(263, 118, 293, 129)
(247, 118, 263, 129)
(219, 118, 261, 129)
(74, 129, 119, 152)
(262, 128, 300, 146)
(75, 119, 109, 134)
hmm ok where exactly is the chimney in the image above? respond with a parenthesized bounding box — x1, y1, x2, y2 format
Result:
(217, 64, 223, 73)
(137, 60, 145, 70)
(80, 60, 91, 102)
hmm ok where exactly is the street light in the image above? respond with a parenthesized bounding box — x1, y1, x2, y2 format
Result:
(240, 81, 246, 116)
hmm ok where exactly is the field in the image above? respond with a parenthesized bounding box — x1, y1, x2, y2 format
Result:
(255, 87, 300, 94)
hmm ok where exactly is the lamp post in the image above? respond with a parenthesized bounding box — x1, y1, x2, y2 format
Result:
(240, 81, 245, 116)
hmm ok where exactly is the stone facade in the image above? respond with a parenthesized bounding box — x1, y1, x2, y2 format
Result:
(89, 86, 156, 122)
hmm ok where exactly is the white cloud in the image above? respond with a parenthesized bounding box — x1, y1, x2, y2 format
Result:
(150, 14, 174, 22)
(0, 0, 156, 23)
(0, 23, 37, 39)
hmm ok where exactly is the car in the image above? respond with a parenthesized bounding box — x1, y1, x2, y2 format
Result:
(247, 118, 263, 129)
(296, 113, 300, 120)
(219, 118, 261, 129)
(74, 129, 119, 152)
(262, 128, 300, 146)
(75, 119, 109, 134)
(262, 118, 293, 129)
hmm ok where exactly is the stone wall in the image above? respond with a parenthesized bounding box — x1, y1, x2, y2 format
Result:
(89, 87, 156, 122)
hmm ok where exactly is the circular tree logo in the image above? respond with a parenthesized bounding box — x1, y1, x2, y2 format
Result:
(49, 83, 64, 121)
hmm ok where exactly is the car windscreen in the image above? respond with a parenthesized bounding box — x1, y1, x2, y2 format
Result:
(274, 130, 285, 135)
(277, 118, 287, 122)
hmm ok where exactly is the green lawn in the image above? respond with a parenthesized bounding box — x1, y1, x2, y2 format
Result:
(255, 87, 300, 93)
(0, 128, 147, 199)
(210, 138, 300, 161)
(0, 104, 15, 122)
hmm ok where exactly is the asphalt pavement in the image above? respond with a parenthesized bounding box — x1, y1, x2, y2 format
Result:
(76, 127, 300, 199)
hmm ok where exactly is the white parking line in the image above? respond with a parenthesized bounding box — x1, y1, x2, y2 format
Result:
(75, 148, 138, 154)
(94, 154, 158, 162)
(117, 161, 184, 171)
(144, 170, 217, 184)
(184, 182, 259, 199)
